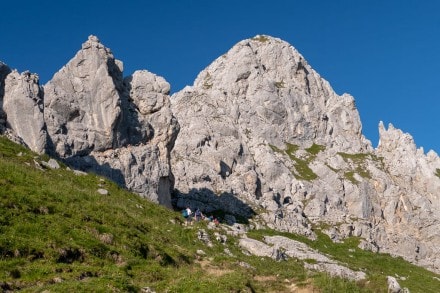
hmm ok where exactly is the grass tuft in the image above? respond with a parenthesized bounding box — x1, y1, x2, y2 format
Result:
(252, 35, 269, 42)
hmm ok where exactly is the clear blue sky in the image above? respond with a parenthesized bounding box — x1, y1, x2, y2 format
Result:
(2, 0, 439, 153)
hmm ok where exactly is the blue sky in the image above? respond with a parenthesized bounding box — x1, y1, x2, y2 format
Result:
(2, 0, 439, 153)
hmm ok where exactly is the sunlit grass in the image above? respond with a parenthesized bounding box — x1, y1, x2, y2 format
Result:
(1, 136, 440, 292)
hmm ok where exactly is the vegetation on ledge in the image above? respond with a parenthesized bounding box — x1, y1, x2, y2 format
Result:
(1, 136, 439, 292)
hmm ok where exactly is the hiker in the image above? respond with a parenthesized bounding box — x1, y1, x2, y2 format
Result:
(194, 208, 203, 222)
(182, 207, 193, 226)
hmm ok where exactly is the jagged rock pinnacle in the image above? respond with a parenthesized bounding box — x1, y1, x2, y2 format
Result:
(1, 34, 440, 274)
(170, 34, 440, 273)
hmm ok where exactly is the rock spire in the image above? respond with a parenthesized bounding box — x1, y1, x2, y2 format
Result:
(1, 34, 440, 274)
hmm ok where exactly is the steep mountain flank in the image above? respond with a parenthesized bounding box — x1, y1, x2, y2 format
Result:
(0, 36, 179, 206)
(0, 62, 12, 133)
(3, 70, 47, 153)
(1, 35, 440, 274)
(170, 35, 440, 273)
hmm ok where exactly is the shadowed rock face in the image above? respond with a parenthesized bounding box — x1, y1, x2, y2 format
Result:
(0, 62, 12, 131)
(170, 35, 440, 273)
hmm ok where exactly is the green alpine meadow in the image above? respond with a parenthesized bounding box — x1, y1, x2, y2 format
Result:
(1, 136, 440, 292)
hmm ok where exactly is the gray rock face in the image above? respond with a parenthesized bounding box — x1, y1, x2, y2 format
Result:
(0, 62, 12, 131)
(386, 276, 402, 293)
(170, 35, 440, 273)
(45, 37, 179, 206)
(171, 35, 371, 233)
(44, 35, 125, 157)
(2, 34, 440, 275)
(239, 235, 366, 281)
(0, 36, 179, 206)
(374, 122, 440, 272)
(3, 70, 47, 153)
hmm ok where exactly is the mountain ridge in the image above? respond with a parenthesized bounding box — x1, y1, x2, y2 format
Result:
(1, 34, 440, 276)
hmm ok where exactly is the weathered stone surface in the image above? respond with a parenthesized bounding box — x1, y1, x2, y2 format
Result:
(0, 62, 11, 99)
(0, 62, 12, 131)
(123, 70, 179, 164)
(238, 237, 277, 258)
(44, 35, 125, 157)
(84, 143, 175, 207)
(1, 36, 179, 206)
(171, 35, 372, 235)
(3, 70, 47, 153)
(41, 158, 60, 169)
(170, 35, 440, 274)
(265, 235, 366, 281)
(373, 122, 440, 272)
(97, 188, 109, 195)
(239, 235, 366, 281)
(41, 36, 179, 206)
(386, 276, 402, 293)
(3, 34, 440, 276)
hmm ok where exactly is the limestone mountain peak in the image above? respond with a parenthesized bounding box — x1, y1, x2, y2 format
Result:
(1, 35, 440, 274)
(1, 35, 179, 206)
(171, 35, 440, 273)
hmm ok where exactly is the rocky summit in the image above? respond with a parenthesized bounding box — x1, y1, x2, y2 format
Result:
(1, 36, 179, 207)
(1, 34, 440, 274)
(171, 35, 440, 273)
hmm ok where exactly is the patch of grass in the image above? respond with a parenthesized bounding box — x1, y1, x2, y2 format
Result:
(435, 168, 440, 179)
(344, 171, 359, 184)
(274, 80, 285, 88)
(285, 143, 319, 181)
(306, 144, 326, 155)
(285, 143, 299, 154)
(203, 72, 213, 89)
(313, 273, 369, 293)
(325, 163, 339, 173)
(269, 144, 283, 154)
(269, 143, 324, 181)
(247, 229, 440, 293)
(290, 158, 318, 181)
(252, 35, 269, 42)
(338, 152, 372, 182)
(338, 152, 370, 163)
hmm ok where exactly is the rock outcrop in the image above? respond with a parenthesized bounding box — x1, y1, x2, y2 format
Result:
(171, 35, 372, 234)
(0, 36, 179, 206)
(239, 235, 366, 281)
(0, 62, 12, 131)
(170, 35, 440, 273)
(1, 34, 440, 274)
(44, 35, 126, 157)
(3, 70, 47, 153)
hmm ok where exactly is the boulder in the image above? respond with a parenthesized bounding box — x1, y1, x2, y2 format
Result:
(386, 276, 402, 293)
(2, 70, 47, 153)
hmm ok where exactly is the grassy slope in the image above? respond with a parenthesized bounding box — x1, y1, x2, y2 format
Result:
(0, 136, 439, 292)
